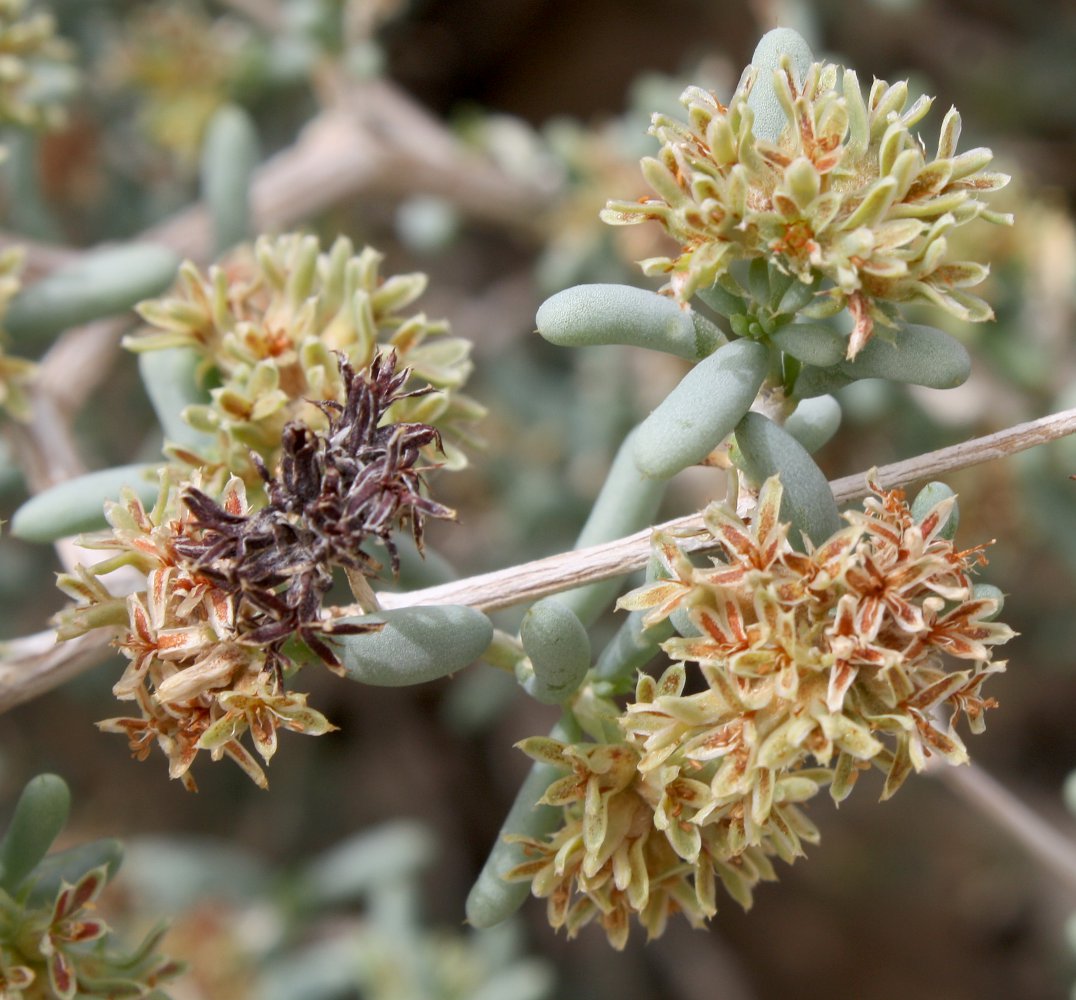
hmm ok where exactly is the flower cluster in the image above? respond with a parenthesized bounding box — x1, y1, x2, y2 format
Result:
(0, 0, 71, 129)
(56, 474, 334, 791)
(128, 233, 484, 483)
(56, 353, 452, 789)
(506, 732, 794, 949)
(0, 864, 181, 999)
(509, 475, 1013, 946)
(602, 60, 1011, 356)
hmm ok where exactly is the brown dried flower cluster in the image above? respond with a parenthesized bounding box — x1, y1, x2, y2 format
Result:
(509, 475, 1014, 947)
(56, 474, 335, 791)
(178, 351, 454, 665)
(56, 353, 453, 789)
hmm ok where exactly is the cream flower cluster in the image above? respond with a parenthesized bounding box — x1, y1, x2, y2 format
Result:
(129, 234, 484, 483)
(56, 476, 335, 790)
(509, 476, 1013, 947)
(602, 60, 1011, 356)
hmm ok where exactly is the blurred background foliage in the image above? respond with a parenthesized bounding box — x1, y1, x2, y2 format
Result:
(0, 0, 1074, 997)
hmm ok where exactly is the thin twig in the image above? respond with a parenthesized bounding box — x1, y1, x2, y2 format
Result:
(3, 407, 1072, 715)
(0, 630, 113, 713)
(931, 760, 1076, 899)
(373, 406, 1076, 612)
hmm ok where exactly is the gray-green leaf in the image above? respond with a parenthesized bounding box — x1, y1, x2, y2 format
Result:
(839, 324, 971, 389)
(520, 598, 591, 705)
(201, 103, 260, 255)
(735, 411, 842, 546)
(536, 284, 722, 360)
(333, 606, 493, 686)
(746, 28, 815, 143)
(633, 339, 768, 479)
(0, 773, 71, 894)
(11, 463, 160, 542)
(784, 394, 842, 453)
(5, 244, 179, 343)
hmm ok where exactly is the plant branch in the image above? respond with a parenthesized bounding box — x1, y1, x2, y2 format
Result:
(0, 629, 113, 714)
(372, 406, 1076, 613)
(2, 408, 1074, 715)
(931, 760, 1076, 899)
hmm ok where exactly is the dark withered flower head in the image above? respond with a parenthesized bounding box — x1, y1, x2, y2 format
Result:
(176, 350, 456, 669)
(56, 353, 454, 788)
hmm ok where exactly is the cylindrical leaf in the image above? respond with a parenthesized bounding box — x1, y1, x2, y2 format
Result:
(735, 411, 842, 547)
(520, 598, 591, 705)
(5, 244, 180, 343)
(633, 339, 769, 479)
(746, 28, 815, 143)
(536, 284, 721, 360)
(784, 394, 842, 453)
(911, 481, 959, 539)
(775, 275, 820, 316)
(11, 464, 160, 542)
(771, 322, 847, 368)
(201, 103, 260, 255)
(695, 281, 746, 318)
(333, 606, 493, 686)
(25, 838, 124, 906)
(0, 774, 71, 893)
(558, 427, 667, 627)
(747, 258, 770, 305)
(465, 750, 563, 929)
(138, 347, 214, 450)
(839, 324, 971, 388)
(792, 364, 853, 399)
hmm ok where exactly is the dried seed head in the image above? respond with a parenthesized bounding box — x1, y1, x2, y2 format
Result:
(58, 353, 455, 787)
(176, 351, 456, 667)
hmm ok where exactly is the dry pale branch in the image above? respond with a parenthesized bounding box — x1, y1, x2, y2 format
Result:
(932, 759, 1076, 898)
(0, 629, 112, 713)
(2, 406, 1073, 715)
(374, 406, 1076, 613)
